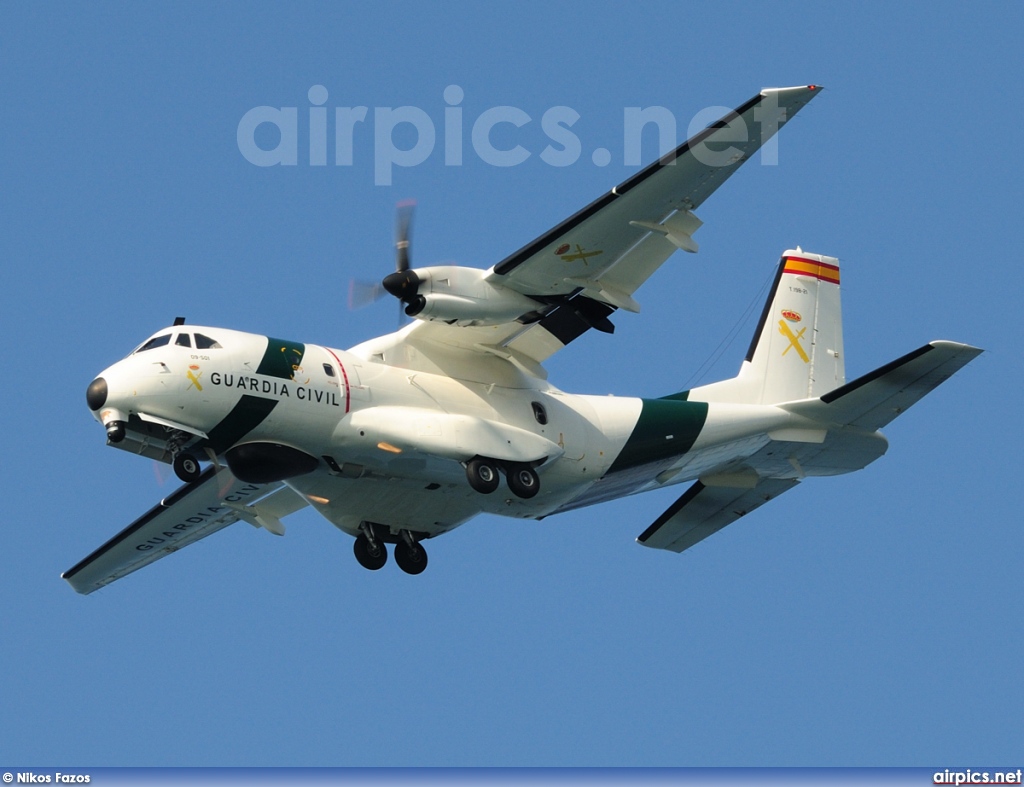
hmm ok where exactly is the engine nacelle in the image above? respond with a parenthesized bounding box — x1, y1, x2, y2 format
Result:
(405, 266, 541, 326)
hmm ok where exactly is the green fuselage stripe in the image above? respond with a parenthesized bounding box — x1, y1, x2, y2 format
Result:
(200, 394, 278, 454)
(257, 336, 306, 380)
(606, 397, 708, 474)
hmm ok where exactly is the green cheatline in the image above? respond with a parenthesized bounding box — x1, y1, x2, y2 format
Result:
(606, 397, 708, 474)
(256, 336, 306, 380)
(199, 395, 279, 455)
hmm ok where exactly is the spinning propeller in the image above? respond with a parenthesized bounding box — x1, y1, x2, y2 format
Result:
(348, 201, 425, 322)
(382, 200, 427, 317)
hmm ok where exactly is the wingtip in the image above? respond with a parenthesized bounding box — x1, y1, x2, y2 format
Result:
(760, 84, 824, 97)
(60, 571, 92, 595)
(929, 340, 984, 357)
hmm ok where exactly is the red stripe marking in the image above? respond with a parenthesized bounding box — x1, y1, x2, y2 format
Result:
(784, 256, 840, 272)
(784, 255, 839, 270)
(323, 346, 351, 414)
(783, 256, 840, 284)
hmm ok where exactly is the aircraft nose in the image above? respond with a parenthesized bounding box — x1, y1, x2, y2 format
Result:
(86, 377, 108, 411)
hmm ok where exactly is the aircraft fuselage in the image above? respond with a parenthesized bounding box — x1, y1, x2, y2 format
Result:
(88, 323, 886, 543)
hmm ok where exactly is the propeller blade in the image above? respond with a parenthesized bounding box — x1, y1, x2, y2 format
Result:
(152, 459, 172, 486)
(348, 279, 387, 309)
(395, 200, 415, 272)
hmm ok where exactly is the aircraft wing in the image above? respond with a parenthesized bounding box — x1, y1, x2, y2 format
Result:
(62, 466, 308, 595)
(637, 477, 800, 553)
(397, 85, 821, 368)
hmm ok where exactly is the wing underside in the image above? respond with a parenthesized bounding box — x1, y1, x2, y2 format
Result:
(62, 467, 306, 595)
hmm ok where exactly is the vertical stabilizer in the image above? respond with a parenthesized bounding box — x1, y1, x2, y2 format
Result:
(690, 250, 845, 405)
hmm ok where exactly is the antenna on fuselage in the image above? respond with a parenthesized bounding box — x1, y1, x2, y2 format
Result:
(173, 316, 186, 326)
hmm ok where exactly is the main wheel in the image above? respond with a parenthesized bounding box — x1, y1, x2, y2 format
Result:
(173, 452, 202, 483)
(353, 533, 387, 570)
(394, 539, 428, 575)
(466, 456, 500, 494)
(507, 465, 540, 499)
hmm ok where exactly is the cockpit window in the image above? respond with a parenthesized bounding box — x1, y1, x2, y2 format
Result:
(135, 334, 171, 353)
(175, 333, 192, 348)
(194, 333, 222, 350)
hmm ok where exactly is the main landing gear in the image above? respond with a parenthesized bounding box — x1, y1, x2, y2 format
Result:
(353, 524, 428, 575)
(466, 456, 501, 494)
(353, 528, 387, 571)
(394, 533, 428, 575)
(465, 456, 540, 499)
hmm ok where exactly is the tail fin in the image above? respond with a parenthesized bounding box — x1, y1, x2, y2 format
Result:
(691, 249, 845, 405)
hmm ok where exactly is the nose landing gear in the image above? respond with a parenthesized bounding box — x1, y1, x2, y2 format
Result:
(164, 428, 203, 483)
(172, 452, 202, 483)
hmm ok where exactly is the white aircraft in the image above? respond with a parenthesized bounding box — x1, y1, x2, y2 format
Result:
(63, 85, 981, 593)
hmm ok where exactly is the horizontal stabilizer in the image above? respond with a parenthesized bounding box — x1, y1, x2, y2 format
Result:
(637, 477, 800, 553)
(784, 340, 982, 431)
(61, 467, 302, 594)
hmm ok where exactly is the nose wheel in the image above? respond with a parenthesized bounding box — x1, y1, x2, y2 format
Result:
(172, 452, 202, 483)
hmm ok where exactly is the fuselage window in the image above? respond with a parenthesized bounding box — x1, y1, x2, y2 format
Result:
(323, 363, 336, 377)
(175, 333, 192, 348)
(135, 334, 171, 353)
(194, 333, 222, 350)
(532, 401, 548, 425)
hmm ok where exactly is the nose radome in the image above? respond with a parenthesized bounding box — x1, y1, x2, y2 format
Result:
(86, 377, 108, 411)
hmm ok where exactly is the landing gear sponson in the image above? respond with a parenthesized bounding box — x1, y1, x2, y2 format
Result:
(465, 456, 540, 499)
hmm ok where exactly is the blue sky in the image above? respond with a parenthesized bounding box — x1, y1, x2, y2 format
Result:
(2, 0, 1021, 767)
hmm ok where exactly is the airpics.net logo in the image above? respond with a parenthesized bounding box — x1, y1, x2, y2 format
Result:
(236, 85, 791, 186)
